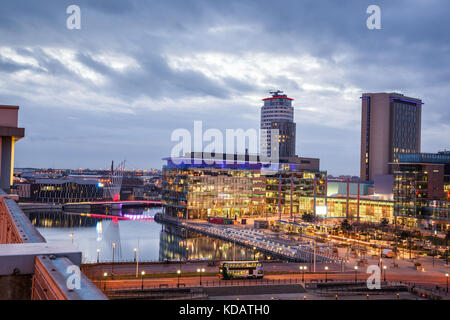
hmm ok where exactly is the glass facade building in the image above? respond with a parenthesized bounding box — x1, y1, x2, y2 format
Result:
(162, 153, 326, 220)
(162, 153, 394, 224)
(393, 152, 450, 230)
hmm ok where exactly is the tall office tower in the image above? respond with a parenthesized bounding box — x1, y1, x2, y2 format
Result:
(360, 92, 422, 181)
(260, 90, 296, 158)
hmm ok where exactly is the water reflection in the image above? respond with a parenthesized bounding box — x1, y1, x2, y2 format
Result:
(27, 207, 254, 263)
(159, 224, 254, 261)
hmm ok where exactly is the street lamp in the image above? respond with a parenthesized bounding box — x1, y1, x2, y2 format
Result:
(112, 242, 116, 279)
(383, 265, 387, 282)
(134, 248, 137, 262)
(300, 266, 307, 282)
(177, 269, 181, 287)
(96, 249, 100, 263)
(141, 271, 145, 290)
(197, 268, 205, 285)
(325, 266, 329, 283)
(69, 233, 74, 244)
(446, 273, 449, 293)
(354, 266, 358, 283)
(103, 272, 108, 291)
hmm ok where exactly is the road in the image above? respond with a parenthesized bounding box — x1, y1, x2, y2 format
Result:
(93, 271, 449, 293)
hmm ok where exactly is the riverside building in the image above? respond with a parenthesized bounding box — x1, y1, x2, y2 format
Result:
(162, 152, 326, 220)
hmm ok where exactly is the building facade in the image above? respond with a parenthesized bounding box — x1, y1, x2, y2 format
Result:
(393, 152, 450, 230)
(19, 179, 104, 203)
(0, 105, 25, 192)
(260, 90, 296, 158)
(162, 153, 326, 220)
(360, 93, 422, 181)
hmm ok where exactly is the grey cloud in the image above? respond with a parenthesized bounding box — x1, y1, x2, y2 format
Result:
(0, 0, 448, 175)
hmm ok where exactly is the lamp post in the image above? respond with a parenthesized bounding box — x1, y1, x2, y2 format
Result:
(103, 272, 108, 291)
(383, 265, 387, 282)
(134, 248, 137, 262)
(325, 266, 329, 283)
(354, 266, 358, 283)
(141, 271, 145, 290)
(96, 249, 100, 263)
(446, 273, 449, 293)
(112, 242, 116, 279)
(69, 233, 74, 244)
(300, 266, 307, 282)
(197, 268, 205, 286)
(253, 247, 257, 260)
(177, 269, 181, 287)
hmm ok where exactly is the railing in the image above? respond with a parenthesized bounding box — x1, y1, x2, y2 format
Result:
(0, 196, 46, 244)
(100, 277, 303, 293)
(0, 195, 107, 300)
(156, 214, 341, 264)
(395, 280, 449, 299)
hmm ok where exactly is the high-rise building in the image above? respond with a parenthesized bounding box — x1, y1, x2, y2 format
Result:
(0, 105, 25, 192)
(260, 90, 296, 158)
(360, 92, 422, 181)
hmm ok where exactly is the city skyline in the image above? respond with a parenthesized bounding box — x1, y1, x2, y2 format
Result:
(0, 1, 449, 175)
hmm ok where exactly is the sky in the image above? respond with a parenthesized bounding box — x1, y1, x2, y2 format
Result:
(0, 0, 449, 175)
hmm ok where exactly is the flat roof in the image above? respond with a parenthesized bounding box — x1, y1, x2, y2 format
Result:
(0, 105, 19, 110)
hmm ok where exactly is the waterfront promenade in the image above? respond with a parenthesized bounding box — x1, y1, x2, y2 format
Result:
(155, 214, 342, 264)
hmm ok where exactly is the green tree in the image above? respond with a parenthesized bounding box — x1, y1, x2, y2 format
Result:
(398, 230, 411, 240)
(341, 219, 352, 233)
(301, 213, 314, 222)
(445, 230, 450, 265)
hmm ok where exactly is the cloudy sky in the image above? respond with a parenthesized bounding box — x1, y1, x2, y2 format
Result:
(1, 0, 449, 175)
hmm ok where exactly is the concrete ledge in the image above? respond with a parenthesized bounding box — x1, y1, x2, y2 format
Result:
(33, 255, 107, 300)
(0, 126, 25, 138)
(0, 243, 81, 275)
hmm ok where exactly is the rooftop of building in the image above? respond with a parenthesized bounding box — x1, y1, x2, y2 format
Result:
(32, 178, 101, 185)
(397, 152, 450, 164)
(262, 90, 294, 101)
(163, 152, 323, 173)
(361, 92, 423, 104)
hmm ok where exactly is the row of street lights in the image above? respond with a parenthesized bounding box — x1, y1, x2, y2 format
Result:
(101, 266, 447, 293)
(297, 264, 389, 283)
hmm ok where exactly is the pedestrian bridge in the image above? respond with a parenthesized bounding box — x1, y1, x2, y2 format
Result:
(63, 200, 163, 211)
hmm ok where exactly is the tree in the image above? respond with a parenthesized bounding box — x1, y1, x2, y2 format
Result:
(445, 230, 450, 265)
(341, 219, 352, 233)
(301, 213, 314, 222)
(399, 230, 411, 240)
